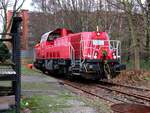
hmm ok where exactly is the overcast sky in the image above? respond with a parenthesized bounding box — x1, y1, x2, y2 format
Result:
(22, 0, 31, 9)
(21, 0, 33, 11)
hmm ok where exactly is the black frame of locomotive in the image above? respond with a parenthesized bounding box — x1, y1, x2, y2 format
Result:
(0, 17, 22, 113)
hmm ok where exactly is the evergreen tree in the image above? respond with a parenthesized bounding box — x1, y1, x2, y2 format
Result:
(0, 41, 11, 63)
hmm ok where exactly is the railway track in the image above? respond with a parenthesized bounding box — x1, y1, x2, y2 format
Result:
(60, 79, 150, 105)
(60, 80, 119, 104)
(99, 80, 150, 92)
(96, 83, 150, 104)
(98, 80, 150, 99)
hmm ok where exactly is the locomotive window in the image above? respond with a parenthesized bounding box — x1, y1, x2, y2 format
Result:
(53, 33, 60, 38)
(47, 33, 60, 41)
(41, 32, 51, 43)
(47, 35, 53, 41)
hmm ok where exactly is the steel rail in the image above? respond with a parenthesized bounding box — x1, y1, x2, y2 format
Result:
(60, 80, 145, 104)
(96, 84, 150, 102)
(60, 80, 119, 104)
(99, 80, 150, 92)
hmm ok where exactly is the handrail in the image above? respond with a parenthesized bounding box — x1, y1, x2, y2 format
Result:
(80, 40, 121, 62)
(69, 42, 75, 66)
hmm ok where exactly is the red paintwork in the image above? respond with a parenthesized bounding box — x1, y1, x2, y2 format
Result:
(34, 28, 114, 60)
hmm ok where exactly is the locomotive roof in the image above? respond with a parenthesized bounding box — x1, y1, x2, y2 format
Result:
(42, 28, 73, 37)
(41, 28, 73, 42)
(51, 28, 73, 34)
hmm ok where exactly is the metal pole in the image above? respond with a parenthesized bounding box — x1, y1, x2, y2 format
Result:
(11, 17, 22, 113)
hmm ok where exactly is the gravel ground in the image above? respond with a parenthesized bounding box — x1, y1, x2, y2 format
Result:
(21, 66, 111, 113)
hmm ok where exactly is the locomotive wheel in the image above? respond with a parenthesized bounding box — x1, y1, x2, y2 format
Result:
(104, 63, 111, 79)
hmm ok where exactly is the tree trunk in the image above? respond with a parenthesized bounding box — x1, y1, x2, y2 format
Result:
(128, 13, 140, 70)
(146, 0, 150, 58)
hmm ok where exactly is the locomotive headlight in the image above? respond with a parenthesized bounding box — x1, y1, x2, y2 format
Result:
(88, 54, 91, 58)
(94, 52, 98, 59)
(97, 32, 100, 36)
(113, 55, 117, 59)
(113, 53, 117, 59)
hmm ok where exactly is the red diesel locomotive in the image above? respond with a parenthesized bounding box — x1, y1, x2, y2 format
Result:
(34, 28, 125, 80)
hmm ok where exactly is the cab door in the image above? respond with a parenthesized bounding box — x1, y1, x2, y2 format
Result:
(40, 32, 50, 59)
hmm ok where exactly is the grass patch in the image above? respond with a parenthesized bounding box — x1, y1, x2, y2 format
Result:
(21, 65, 41, 76)
(22, 82, 53, 90)
(21, 92, 77, 113)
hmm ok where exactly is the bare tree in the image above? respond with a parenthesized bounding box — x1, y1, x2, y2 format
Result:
(31, 0, 106, 32)
(0, 0, 25, 33)
(108, 0, 141, 70)
(31, 0, 149, 70)
(136, 0, 150, 60)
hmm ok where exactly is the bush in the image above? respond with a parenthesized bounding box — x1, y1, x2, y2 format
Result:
(0, 42, 11, 62)
(124, 59, 150, 70)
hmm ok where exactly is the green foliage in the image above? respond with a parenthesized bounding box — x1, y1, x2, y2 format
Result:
(124, 61, 134, 69)
(21, 98, 30, 109)
(140, 59, 150, 70)
(0, 42, 11, 62)
(144, 77, 150, 81)
(102, 50, 107, 56)
(124, 59, 150, 70)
